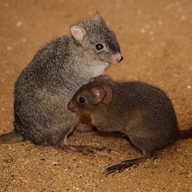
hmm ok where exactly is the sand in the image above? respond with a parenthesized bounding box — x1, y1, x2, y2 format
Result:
(0, 0, 192, 191)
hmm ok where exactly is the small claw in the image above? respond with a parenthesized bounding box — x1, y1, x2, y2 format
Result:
(104, 164, 120, 176)
(56, 143, 110, 156)
(104, 162, 129, 176)
(82, 147, 97, 156)
(83, 147, 111, 156)
(94, 147, 111, 156)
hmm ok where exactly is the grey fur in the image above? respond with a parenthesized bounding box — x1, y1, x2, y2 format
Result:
(12, 12, 123, 146)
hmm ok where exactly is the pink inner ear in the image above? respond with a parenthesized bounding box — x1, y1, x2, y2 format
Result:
(70, 25, 86, 42)
(92, 86, 105, 103)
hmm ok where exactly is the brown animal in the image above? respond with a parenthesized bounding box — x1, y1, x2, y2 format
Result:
(68, 76, 192, 175)
(0, 12, 123, 156)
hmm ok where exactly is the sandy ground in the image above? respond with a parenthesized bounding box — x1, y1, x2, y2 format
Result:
(0, 0, 192, 191)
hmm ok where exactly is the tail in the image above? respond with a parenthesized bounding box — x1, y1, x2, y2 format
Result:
(179, 128, 192, 139)
(0, 131, 24, 144)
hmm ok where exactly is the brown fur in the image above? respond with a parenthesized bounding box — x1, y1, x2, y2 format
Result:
(69, 75, 192, 175)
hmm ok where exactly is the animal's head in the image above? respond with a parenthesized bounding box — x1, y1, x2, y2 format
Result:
(70, 11, 123, 65)
(68, 84, 113, 115)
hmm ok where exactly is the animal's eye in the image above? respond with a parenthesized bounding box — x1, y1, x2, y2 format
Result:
(79, 97, 86, 103)
(96, 43, 104, 51)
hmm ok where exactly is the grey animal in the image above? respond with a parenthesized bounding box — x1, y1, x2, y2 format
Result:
(0, 12, 123, 155)
(68, 76, 192, 175)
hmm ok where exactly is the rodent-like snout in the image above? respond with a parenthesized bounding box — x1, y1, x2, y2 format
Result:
(68, 101, 77, 112)
(118, 55, 123, 62)
(110, 52, 123, 64)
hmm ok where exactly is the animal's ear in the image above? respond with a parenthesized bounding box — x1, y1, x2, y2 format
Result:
(70, 25, 86, 43)
(91, 85, 112, 104)
(102, 86, 112, 104)
(94, 11, 102, 21)
(91, 86, 106, 104)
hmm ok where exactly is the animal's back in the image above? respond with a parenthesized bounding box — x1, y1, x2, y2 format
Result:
(14, 37, 75, 145)
(91, 80, 180, 150)
(114, 81, 180, 150)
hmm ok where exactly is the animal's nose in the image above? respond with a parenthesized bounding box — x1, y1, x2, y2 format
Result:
(111, 52, 124, 64)
(68, 101, 76, 112)
(118, 56, 123, 62)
